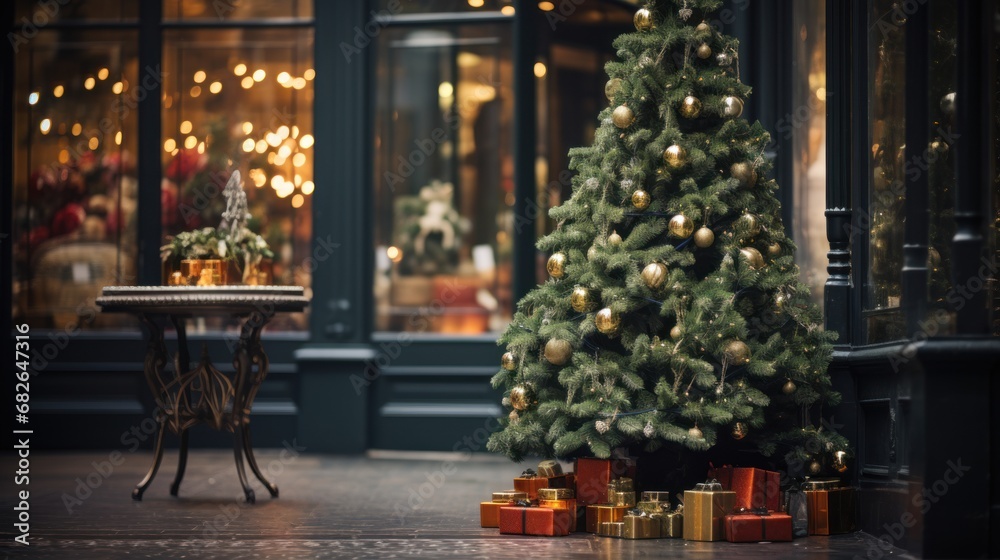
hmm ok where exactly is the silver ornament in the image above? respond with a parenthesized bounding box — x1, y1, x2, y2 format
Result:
(643, 421, 655, 438)
(596, 420, 610, 434)
(716, 52, 733, 66)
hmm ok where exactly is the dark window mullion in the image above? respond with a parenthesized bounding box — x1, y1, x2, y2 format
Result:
(137, 0, 163, 286)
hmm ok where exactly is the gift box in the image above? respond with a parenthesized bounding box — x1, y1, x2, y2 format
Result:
(585, 504, 630, 533)
(804, 480, 856, 535)
(537, 460, 573, 489)
(683, 480, 737, 541)
(480, 490, 528, 527)
(499, 505, 572, 536)
(598, 521, 624, 537)
(623, 513, 661, 539)
(514, 469, 549, 501)
(724, 509, 793, 542)
(575, 457, 636, 505)
(641, 490, 672, 502)
(652, 506, 684, 537)
(637, 500, 666, 514)
(708, 465, 781, 511)
(610, 490, 636, 507)
(538, 487, 576, 515)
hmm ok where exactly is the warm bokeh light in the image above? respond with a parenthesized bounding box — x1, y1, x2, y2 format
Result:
(304, 68, 315, 80)
(71, 123, 82, 136)
(97, 67, 109, 80)
(84, 77, 96, 90)
(277, 125, 289, 139)
(292, 153, 307, 167)
(299, 134, 314, 149)
(292, 77, 306, 89)
(112, 82, 123, 94)
(255, 139, 268, 153)
(234, 63, 247, 76)
(241, 76, 254, 89)
(189, 86, 201, 97)
(28, 92, 39, 105)
(501, 5, 515, 15)
(242, 138, 255, 152)
(533, 62, 547, 78)
(184, 135, 197, 149)
(291, 194, 305, 208)
(89, 137, 99, 150)
(301, 180, 315, 195)
(538, 1, 555, 10)
(180, 120, 193, 134)
(39, 119, 51, 134)
(468, 0, 484, 7)
(53, 85, 64, 97)
(242, 122, 253, 134)
(277, 71, 291, 84)
(164, 138, 176, 152)
(438, 81, 454, 98)
(252, 69, 266, 82)
(193, 70, 206, 83)
(209, 81, 222, 94)
(115, 131, 122, 145)
(386, 246, 403, 263)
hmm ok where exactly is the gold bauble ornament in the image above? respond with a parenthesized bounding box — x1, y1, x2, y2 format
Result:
(740, 247, 764, 269)
(740, 213, 761, 236)
(631, 189, 651, 211)
(595, 307, 621, 335)
(663, 144, 688, 169)
(633, 7, 654, 31)
(688, 425, 703, 439)
(641, 262, 668, 289)
(929, 139, 949, 154)
(571, 286, 597, 312)
(775, 294, 786, 311)
(732, 422, 748, 440)
(833, 451, 849, 473)
(693, 226, 715, 248)
(670, 325, 683, 340)
(696, 43, 712, 59)
(721, 95, 744, 118)
(546, 252, 567, 278)
(768, 242, 782, 257)
(612, 105, 635, 128)
(782, 379, 797, 394)
(509, 384, 535, 411)
(668, 214, 694, 238)
(605, 78, 623, 102)
(730, 161, 757, 187)
(544, 338, 573, 365)
(501, 352, 517, 371)
(608, 230, 623, 246)
(679, 95, 702, 118)
(808, 460, 822, 475)
(696, 21, 711, 33)
(724, 339, 751, 364)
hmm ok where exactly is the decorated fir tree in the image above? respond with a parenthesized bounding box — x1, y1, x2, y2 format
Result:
(488, 0, 850, 476)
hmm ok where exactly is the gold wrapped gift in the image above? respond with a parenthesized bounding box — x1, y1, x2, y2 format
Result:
(492, 490, 529, 503)
(637, 500, 664, 514)
(586, 504, 629, 533)
(611, 477, 634, 491)
(599, 521, 625, 538)
(539, 498, 576, 511)
(653, 508, 684, 537)
(539, 487, 574, 500)
(683, 481, 736, 541)
(623, 514, 661, 539)
(611, 490, 636, 507)
(805, 483, 856, 535)
(538, 460, 563, 478)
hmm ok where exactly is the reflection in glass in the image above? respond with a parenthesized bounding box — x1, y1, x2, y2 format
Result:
(164, 0, 311, 21)
(790, 0, 827, 307)
(373, 25, 514, 334)
(12, 31, 139, 330)
(866, 0, 907, 342)
(162, 29, 314, 331)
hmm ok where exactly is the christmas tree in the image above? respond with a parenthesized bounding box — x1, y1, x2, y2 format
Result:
(488, 0, 849, 475)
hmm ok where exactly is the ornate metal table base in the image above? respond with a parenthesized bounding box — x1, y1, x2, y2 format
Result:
(96, 286, 308, 504)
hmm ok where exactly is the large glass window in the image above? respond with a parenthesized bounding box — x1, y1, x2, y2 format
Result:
(790, 0, 827, 306)
(10, 1, 313, 332)
(372, 22, 514, 334)
(12, 28, 140, 329)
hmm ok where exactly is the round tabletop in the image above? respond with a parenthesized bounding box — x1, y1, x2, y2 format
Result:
(96, 285, 310, 315)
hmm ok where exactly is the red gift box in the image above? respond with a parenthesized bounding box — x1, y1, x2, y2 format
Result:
(708, 465, 781, 512)
(724, 510, 793, 542)
(575, 457, 636, 505)
(499, 506, 572, 536)
(514, 476, 549, 500)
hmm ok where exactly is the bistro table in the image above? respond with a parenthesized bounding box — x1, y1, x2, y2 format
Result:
(96, 285, 309, 503)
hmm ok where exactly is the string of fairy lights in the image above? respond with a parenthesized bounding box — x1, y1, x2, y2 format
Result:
(26, 60, 315, 209)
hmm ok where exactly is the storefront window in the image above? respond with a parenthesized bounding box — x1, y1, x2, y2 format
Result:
(372, 24, 514, 334)
(790, 0, 827, 306)
(866, 0, 907, 343)
(161, 28, 314, 331)
(164, 0, 311, 21)
(12, 29, 140, 330)
(375, 1, 512, 15)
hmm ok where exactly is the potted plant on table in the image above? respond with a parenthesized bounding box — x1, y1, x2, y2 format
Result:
(161, 170, 274, 286)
